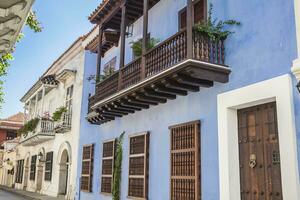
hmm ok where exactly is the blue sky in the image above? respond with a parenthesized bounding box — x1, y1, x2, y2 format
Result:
(1, 0, 100, 118)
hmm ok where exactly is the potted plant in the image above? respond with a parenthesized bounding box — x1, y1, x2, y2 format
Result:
(18, 118, 40, 138)
(130, 37, 160, 58)
(193, 4, 241, 41)
(52, 106, 68, 122)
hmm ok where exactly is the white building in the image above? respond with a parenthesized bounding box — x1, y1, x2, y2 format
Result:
(12, 29, 97, 199)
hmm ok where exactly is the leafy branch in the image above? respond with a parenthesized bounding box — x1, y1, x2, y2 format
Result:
(112, 132, 125, 200)
(193, 3, 241, 41)
(130, 38, 160, 57)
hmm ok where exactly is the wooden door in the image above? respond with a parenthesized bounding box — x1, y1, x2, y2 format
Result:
(238, 102, 283, 200)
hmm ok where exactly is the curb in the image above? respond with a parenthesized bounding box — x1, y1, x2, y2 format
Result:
(0, 186, 41, 200)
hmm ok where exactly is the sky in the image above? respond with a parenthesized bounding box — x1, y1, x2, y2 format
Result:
(1, 0, 101, 119)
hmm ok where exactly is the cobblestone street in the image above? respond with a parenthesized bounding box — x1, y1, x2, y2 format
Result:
(0, 189, 24, 200)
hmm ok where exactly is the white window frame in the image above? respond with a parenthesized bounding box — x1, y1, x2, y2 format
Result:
(217, 74, 300, 200)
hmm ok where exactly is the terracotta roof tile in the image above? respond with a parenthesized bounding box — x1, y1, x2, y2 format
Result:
(3, 112, 24, 123)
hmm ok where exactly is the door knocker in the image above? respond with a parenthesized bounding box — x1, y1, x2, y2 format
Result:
(249, 154, 257, 168)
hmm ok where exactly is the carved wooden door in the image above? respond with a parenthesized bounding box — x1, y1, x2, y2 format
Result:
(238, 102, 283, 200)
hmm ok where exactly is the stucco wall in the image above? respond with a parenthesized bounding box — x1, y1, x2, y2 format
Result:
(13, 48, 86, 199)
(77, 0, 300, 199)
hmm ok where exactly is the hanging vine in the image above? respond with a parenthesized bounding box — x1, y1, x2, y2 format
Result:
(112, 132, 125, 200)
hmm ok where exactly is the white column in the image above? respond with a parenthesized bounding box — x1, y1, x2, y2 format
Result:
(40, 86, 46, 117)
(34, 93, 38, 118)
(291, 0, 300, 80)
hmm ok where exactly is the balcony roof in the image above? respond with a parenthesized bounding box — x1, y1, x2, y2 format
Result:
(85, 29, 120, 56)
(89, 0, 160, 27)
(0, 0, 35, 54)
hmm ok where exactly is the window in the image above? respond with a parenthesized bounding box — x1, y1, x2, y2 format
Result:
(81, 144, 94, 192)
(66, 85, 73, 113)
(44, 152, 53, 181)
(128, 133, 149, 198)
(103, 57, 116, 77)
(6, 131, 17, 140)
(170, 121, 201, 200)
(15, 160, 24, 184)
(30, 155, 37, 180)
(179, 0, 206, 30)
(100, 140, 115, 194)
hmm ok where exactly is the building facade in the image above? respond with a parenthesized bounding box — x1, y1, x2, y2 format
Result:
(76, 0, 300, 200)
(10, 36, 92, 199)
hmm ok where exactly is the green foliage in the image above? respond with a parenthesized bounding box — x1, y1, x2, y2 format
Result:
(18, 118, 40, 137)
(130, 38, 160, 57)
(193, 3, 241, 41)
(87, 69, 116, 84)
(52, 106, 68, 122)
(26, 11, 43, 33)
(112, 132, 125, 200)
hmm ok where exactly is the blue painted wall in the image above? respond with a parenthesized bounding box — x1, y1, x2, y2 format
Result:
(76, 0, 300, 199)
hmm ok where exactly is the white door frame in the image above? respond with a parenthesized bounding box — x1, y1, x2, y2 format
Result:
(217, 74, 300, 200)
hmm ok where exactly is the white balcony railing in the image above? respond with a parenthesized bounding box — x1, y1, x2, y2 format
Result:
(20, 118, 55, 146)
(54, 112, 72, 133)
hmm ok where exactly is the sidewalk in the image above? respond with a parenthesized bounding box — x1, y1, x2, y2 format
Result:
(0, 185, 64, 200)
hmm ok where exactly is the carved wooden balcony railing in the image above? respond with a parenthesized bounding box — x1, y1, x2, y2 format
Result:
(88, 29, 231, 124)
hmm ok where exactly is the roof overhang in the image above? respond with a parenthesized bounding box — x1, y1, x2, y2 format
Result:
(0, 0, 35, 54)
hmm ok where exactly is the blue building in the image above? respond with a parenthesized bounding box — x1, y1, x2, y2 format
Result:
(76, 0, 300, 199)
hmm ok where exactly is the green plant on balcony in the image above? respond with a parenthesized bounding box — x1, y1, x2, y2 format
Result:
(18, 118, 40, 137)
(193, 3, 241, 41)
(130, 38, 160, 57)
(87, 67, 116, 84)
(52, 106, 68, 122)
(112, 132, 125, 200)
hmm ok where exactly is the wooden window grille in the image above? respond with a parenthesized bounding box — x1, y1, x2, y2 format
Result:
(101, 140, 115, 194)
(128, 132, 150, 199)
(170, 121, 201, 200)
(15, 159, 24, 184)
(81, 144, 94, 192)
(44, 152, 53, 181)
(179, 0, 206, 30)
(30, 155, 37, 180)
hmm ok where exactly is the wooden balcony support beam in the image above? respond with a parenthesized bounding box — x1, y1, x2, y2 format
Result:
(151, 83, 188, 96)
(172, 73, 214, 88)
(112, 102, 142, 111)
(141, 0, 149, 80)
(118, 100, 149, 109)
(133, 92, 167, 104)
(96, 26, 103, 79)
(142, 88, 177, 100)
(186, 0, 193, 58)
(126, 96, 158, 106)
(161, 79, 200, 92)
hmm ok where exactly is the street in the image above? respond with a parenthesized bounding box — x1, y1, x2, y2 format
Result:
(0, 190, 23, 200)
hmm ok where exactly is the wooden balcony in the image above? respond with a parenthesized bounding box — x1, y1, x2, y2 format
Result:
(20, 119, 55, 146)
(87, 29, 231, 124)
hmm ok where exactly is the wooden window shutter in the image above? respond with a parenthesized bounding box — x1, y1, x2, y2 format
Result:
(128, 132, 150, 198)
(101, 140, 115, 194)
(44, 152, 53, 181)
(170, 121, 201, 200)
(179, 0, 206, 30)
(81, 144, 94, 192)
(30, 155, 37, 180)
(15, 160, 24, 184)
